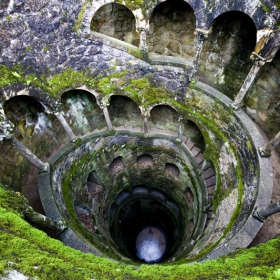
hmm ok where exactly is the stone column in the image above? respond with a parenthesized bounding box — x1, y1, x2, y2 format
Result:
(139, 28, 147, 52)
(178, 116, 183, 140)
(253, 201, 280, 222)
(230, 58, 265, 110)
(46, 99, 76, 142)
(55, 112, 76, 142)
(102, 106, 113, 130)
(140, 106, 150, 134)
(97, 96, 113, 130)
(0, 114, 49, 172)
(189, 29, 209, 81)
(231, 28, 280, 110)
(259, 130, 280, 157)
(143, 116, 148, 134)
(24, 206, 67, 234)
(11, 137, 49, 171)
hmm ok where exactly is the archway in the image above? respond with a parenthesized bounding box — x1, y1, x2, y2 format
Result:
(61, 90, 106, 135)
(150, 104, 179, 133)
(108, 95, 142, 128)
(148, 0, 196, 59)
(198, 11, 256, 99)
(90, 3, 139, 46)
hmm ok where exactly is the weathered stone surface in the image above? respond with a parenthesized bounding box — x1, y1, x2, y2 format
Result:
(0, 0, 278, 265)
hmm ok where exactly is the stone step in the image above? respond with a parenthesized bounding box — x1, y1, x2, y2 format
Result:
(115, 125, 126, 130)
(190, 146, 201, 157)
(149, 128, 178, 137)
(185, 139, 195, 150)
(207, 186, 215, 195)
(207, 211, 213, 219)
(124, 125, 134, 130)
(203, 167, 215, 179)
(205, 175, 216, 187)
(202, 161, 211, 171)
(181, 135, 188, 143)
(133, 126, 142, 132)
(195, 153, 204, 165)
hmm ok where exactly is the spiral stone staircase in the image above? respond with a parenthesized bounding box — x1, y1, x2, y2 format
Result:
(0, 0, 279, 268)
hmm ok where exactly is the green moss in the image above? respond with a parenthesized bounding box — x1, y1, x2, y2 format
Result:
(261, 0, 272, 12)
(115, 0, 143, 13)
(123, 76, 173, 107)
(60, 152, 121, 260)
(1, 182, 280, 279)
(97, 77, 118, 95)
(72, 1, 90, 32)
(0, 65, 92, 97)
(0, 185, 28, 217)
(274, 0, 280, 8)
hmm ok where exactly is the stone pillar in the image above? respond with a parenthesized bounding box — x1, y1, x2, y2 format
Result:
(178, 116, 183, 140)
(11, 137, 49, 171)
(143, 116, 148, 134)
(0, 109, 49, 171)
(0, 104, 14, 141)
(97, 97, 113, 130)
(189, 29, 209, 81)
(45, 99, 76, 142)
(259, 130, 280, 157)
(139, 28, 147, 52)
(231, 28, 280, 110)
(253, 201, 280, 222)
(140, 106, 150, 134)
(102, 106, 113, 130)
(55, 112, 76, 142)
(24, 206, 67, 234)
(230, 58, 265, 110)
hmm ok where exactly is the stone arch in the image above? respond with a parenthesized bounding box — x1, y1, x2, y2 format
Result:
(3, 94, 68, 149)
(137, 154, 153, 169)
(183, 119, 205, 152)
(107, 95, 142, 128)
(164, 163, 180, 179)
(87, 171, 103, 203)
(245, 47, 280, 143)
(4, 95, 45, 138)
(2, 95, 68, 207)
(147, 0, 196, 59)
(61, 89, 106, 136)
(90, 3, 139, 46)
(149, 104, 180, 133)
(109, 156, 125, 175)
(198, 11, 257, 99)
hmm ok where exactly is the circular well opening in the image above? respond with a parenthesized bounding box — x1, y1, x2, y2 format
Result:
(136, 227, 167, 263)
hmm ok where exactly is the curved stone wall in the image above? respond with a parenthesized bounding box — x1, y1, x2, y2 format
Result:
(0, 0, 278, 267)
(33, 81, 273, 263)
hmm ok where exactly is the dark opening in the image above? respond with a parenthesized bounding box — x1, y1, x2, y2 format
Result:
(109, 187, 184, 263)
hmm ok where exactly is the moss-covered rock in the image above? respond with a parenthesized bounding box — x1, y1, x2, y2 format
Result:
(0, 175, 280, 279)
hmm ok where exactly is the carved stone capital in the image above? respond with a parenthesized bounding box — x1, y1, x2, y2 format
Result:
(258, 147, 271, 157)
(139, 106, 150, 118)
(194, 28, 211, 39)
(45, 97, 64, 114)
(98, 96, 110, 109)
(0, 117, 15, 139)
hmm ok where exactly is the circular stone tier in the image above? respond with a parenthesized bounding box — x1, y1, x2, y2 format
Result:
(38, 83, 273, 263)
